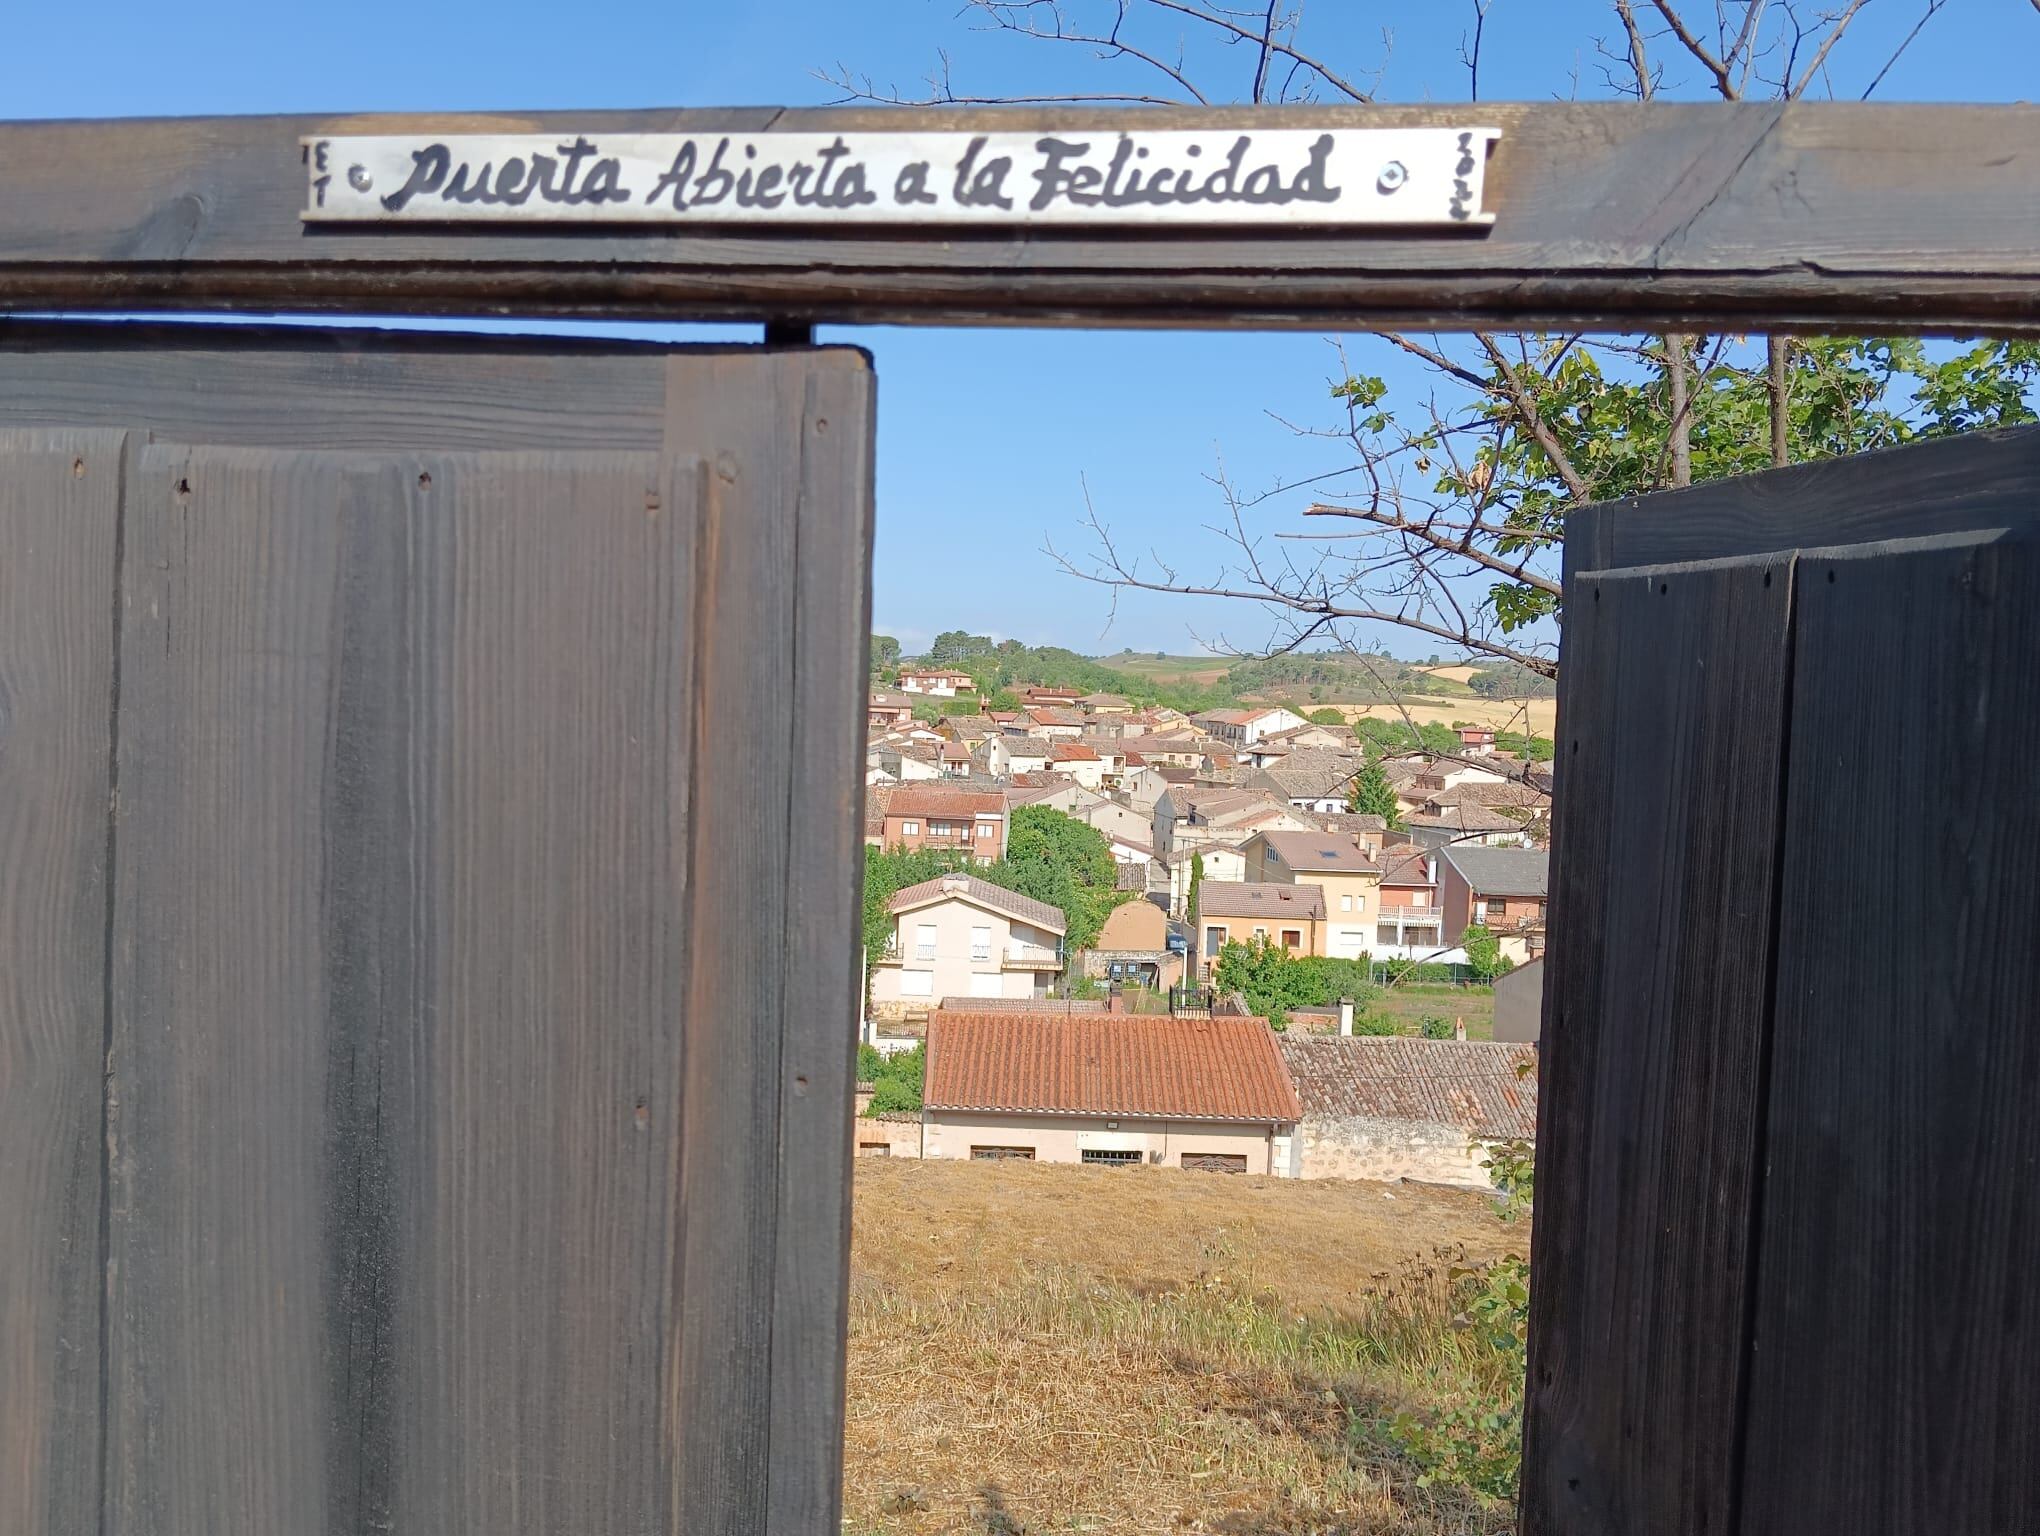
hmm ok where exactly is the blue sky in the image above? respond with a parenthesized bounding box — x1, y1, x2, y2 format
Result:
(9, 1, 2032, 655)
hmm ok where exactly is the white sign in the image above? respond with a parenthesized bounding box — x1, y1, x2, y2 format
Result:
(302, 128, 1499, 228)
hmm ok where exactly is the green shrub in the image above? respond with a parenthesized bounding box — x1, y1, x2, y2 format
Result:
(861, 1043, 925, 1116)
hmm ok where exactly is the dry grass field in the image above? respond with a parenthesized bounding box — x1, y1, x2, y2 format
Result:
(1334, 697, 1559, 736)
(844, 1158, 1523, 1535)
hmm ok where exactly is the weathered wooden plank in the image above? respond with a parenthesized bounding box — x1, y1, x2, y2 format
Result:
(0, 105, 2035, 331)
(1521, 553, 1795, 1536)
(389, 449, 697, 1535)
(0, 321, 672, 449)
(106, 444, 347, 1536)
(1565, 424, 2040, 585)
(765, 355, 875, 1532)
(0, 429, 123, 1536)
(663, 352, 808, 1533)
(1738, 530, 2040, 1535)
(106, 443, 701, 1534)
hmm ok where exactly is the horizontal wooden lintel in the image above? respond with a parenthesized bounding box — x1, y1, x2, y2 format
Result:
(0, 103, 2035, 334)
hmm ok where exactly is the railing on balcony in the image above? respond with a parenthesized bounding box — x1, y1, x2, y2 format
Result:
(1003, 941, 1063, 969)
(876, 937, 1064, 970)
(1377, 905, 1439, 923)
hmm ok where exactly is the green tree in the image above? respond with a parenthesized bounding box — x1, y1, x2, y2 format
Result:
(982, 805, 1127, 952)
(861, 845, 970, 972)
(1460, 924, 1515, 984)
(863, 1043, 925, 1115)
(1347, 759, 1403, 828)
(985, 687, 1022, 712)
(1306, 707, 1347, 727)
(926, 630, 996, 665)
(1186, 852, 1205, 924)
(869, 634, 901, 679)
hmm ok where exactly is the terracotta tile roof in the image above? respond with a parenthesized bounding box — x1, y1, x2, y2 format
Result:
(1051, 741, 1101, 761)
(1276, 1037, 1537, 1139)
(888, 785, 1008, 819)
(1406, 804, 1525, 834)
(1259, 749, 1365, 800)
(888, 873, 1067, 934)
(863, 783, 896, 836)
(1425, 780, 1549, 809)
(926, 1012, 1301, 1122)
(1197, 881, 1326, 922)
(1256, 830, 1380, 874)
(1027, 706, 1085, 726)
(1378, 845, 1436, 888)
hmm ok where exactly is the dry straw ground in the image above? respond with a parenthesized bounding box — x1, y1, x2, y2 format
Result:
(844, 1158, 1522, 1535)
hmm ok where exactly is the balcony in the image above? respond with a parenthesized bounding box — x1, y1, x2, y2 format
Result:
(1377, 905, 1438, 923)
(1002, 941, 1063, 970)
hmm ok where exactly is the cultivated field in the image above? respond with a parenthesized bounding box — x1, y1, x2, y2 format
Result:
(844, 1158, 1522, 1535)
(1336, 696, 1559, 736)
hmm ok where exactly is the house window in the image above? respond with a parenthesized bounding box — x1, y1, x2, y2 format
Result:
(1377, 925, 1399, 946)
(857, 1143, 892, 1157)
(1252, 926, 1268, 942)
(1340, 894, 1353, 912)
(969, 924, 992, 961)
(971, 1146, 1036, 1161)
(915, 923, 937, 961)
(1204, 926, 1224, 958)
(1281, 928, 1302, 951)
(1484, 898, 1507, 922)
(1181, 1153, 1248, 1173)
(899, 971, 933, 997)
(901, 820, 920, 835)
(1080, 1148, 1142, 1166)
(977, 822, 993, 838)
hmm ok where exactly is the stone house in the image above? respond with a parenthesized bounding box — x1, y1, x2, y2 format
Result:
(1082, 896, 1181, 989)
(1276, 1035, 1538, 1188)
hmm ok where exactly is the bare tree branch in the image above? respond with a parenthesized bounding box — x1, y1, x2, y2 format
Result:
(1141, 0, 1378, 100)
(1647, 0, 1740, 98)
(1788, 0, 1872, 97)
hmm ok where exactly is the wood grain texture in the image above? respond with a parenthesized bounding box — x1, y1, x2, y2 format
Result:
(765, 356, 874, 1532)
(1565, 424, 2040, 585)
(0, 105, 2035, 331)
(105, 442, 703, 1534)
(0, 321, 672, 450)
(1521, 553, 1796, 1536)
(1738, 530, 2040, 1536)
(0, 429, 124, 1536)
(661, 348, 870, 1534)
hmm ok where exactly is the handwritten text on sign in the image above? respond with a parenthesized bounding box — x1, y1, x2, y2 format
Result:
(301, 129, 1499, 227)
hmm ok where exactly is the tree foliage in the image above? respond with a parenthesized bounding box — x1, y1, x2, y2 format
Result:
(1212, 938, 1377, 1026)
(1460, 924, 1515, 984)
(1346, 759, 1403, 827)
(985, 804, 1128, 951)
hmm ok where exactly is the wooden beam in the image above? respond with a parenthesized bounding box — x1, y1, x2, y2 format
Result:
(0, 104, 2035, 333)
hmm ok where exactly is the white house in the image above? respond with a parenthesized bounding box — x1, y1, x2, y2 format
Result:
(868, 873, 1067, 1018)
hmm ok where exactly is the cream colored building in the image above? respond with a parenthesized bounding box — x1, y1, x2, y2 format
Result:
(1241, 829, 1384, 960)
(918, 1010, 1300, 1174)
(868, 873, 1066, 1019)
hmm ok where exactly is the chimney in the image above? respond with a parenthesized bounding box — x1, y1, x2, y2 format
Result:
(1454, 1016, 1466, 1041)
(1338, 996, 1354, 1036)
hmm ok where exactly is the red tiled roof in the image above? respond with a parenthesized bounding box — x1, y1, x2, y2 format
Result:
(1051, 742, 1100, 761)
(1275, 1037, 1537, 1139)
(926, 1012, 1301, 1122)
(888, 785, 1007, 818)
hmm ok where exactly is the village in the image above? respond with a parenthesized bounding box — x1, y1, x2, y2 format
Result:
(856, 661, 1550, 1189)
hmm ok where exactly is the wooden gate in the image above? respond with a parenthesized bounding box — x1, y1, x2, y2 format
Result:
(0, 322, 873, 1535)
(1522, 425, 2040, 1535)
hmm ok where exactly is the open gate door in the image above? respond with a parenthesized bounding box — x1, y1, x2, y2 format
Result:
(0, 323, 872, 1536)
(1522, 425, 2040, 1536)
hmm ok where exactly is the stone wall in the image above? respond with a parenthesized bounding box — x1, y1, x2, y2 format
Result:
(1293, 1114, 1500, 1188)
